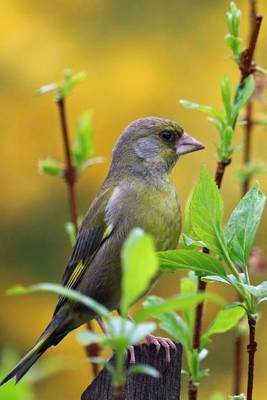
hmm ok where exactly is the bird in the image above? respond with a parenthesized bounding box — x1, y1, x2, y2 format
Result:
(1, 117, 204, 385)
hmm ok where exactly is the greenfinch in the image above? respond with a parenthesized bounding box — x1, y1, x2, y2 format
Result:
(1, 117, 204, 385)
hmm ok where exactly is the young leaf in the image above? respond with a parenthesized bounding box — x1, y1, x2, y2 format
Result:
(202, 305, 245, 340)
(226, 183, 266, 269)
(127, 364, 160, 378)
(221, 76, 232, 124)
(38, 158, 63, 177)
(158, 249, 227, 277)
(135, 292, 225, 322)
(72, 111, 94, 170)
(244, 281, 267, 300)
(225, 1, 241, 63)
(232, 75, 255, 120)
(187, 167, 226, 255)
(180, 100, 222, 120)
(64, 222, 77, 247)
(7, 283, 109, 318)
(180, 273, 198, 332)
(120, 228, 158, 317)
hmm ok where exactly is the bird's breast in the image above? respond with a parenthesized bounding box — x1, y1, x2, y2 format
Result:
(120, 179, 181, 251)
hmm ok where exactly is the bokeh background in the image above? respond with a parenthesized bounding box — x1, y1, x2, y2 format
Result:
(1, 0, 267, 399)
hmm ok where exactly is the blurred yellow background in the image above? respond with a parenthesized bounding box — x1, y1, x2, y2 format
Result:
(1, 0, 267, 399)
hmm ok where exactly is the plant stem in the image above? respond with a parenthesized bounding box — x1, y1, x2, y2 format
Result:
(188, 161, 230, 400)
(56, 97, 79, 233)
(112, 385, 125, 400)
(246, 317, 257, 400)
(233, 334, 243, 395)
(56, 95, 100, 378)
(232, 2, 263, 395)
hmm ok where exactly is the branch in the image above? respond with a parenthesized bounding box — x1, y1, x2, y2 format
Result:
(56, 95, 100, 377)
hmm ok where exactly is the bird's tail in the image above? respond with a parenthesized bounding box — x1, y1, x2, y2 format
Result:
(0, 317, 67, 385)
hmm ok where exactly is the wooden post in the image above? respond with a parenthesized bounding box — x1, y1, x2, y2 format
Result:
(81, 343, 183, 400)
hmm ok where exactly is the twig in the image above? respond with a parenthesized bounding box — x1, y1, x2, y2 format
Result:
(232, 2, 263, 395)
(233, 334, 243, 395)
(188, 161, 230, 400)
(56, 95, 100, 378)
(246, 317, 257, 400)
(56, 97, 79, 233)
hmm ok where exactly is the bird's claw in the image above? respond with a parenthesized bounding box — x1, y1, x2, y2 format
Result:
(146, 335, 176, 363)
(128, 345, 136, 364)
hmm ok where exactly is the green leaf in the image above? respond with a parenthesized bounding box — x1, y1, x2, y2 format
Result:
(121, 228, 158, 317)
(232, 75, 255, 120)
(180, 100, 222, 120)
(226, 183, 266, 269)
(221, 76, 232, 124)
(244, 281, 267, 300)
(135, 292, 225, 323)
(236, 162, 267, 184)
(180, 234, 206, 250)
(72, 111, 94, 170)
(158, 249, 226, 277)
(127, 364, 160, 378)
(202, 305, 245, 340)
(59, 69, 86, 98)
(37, 83, 58, 96)
(79, 317, 156, 351)
(210, 393, 225, 400)
(225, 1, 241, 63)
(7, 283, 109, 318)
(64, 222, 77, 247)
(38, 158, 63, 177)
(187, 167, 226, 255)
(180, 273, 198, 331)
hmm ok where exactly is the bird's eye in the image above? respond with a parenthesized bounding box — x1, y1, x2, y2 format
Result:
(159, 130, 177, 143)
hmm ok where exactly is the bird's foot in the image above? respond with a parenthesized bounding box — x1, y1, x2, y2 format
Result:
(128, 345, 136, 364)
(146, 335, 176, 363)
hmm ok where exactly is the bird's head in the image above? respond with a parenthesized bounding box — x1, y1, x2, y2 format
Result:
(110, 117, 204, 178)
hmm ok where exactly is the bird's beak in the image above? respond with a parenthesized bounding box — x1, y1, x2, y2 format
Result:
(176, 132, 205, 156)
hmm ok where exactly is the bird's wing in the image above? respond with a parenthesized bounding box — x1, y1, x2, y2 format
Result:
(54, 185, 116, 314)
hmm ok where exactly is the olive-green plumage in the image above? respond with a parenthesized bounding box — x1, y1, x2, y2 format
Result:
(1, 117, 204, 385)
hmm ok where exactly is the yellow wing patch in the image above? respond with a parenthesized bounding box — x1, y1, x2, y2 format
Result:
(65, 261, 85, 289)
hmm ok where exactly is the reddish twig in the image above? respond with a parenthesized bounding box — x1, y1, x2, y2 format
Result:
(232, 3, 263, 396)
(188, 161, 230, 400)
(56, 97, 79, 233)
(56, 96, 100, 378)
(246, 317, 257, 400)
(233, 334, 243, 395)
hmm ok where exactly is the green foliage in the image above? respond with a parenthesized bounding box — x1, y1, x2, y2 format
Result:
(201, 306, 245, 345)
(144, 273, 239, 387)
(72, 111, 94, 173)
(185, 167, 225, 255)
(0, 349, 34, 400)
(64, 222, 77, 247)
(180, 75, 255, 162)
(7, 283, 110, 318)
(226, 184, 266, 270)
(37, 69, 86, 99)
(121, 228, 158, 317)
(180, 2, 255, 164)
(135, 291, 224, 323)
(159, 249, 226, 277)
(236, 161, 267, 184)
(38, 158, 63, 177)
(225, 2, 241, 63)
(159, 168, 266, 318)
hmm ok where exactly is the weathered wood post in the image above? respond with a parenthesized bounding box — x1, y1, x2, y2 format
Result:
(81, 342, 182, 400)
